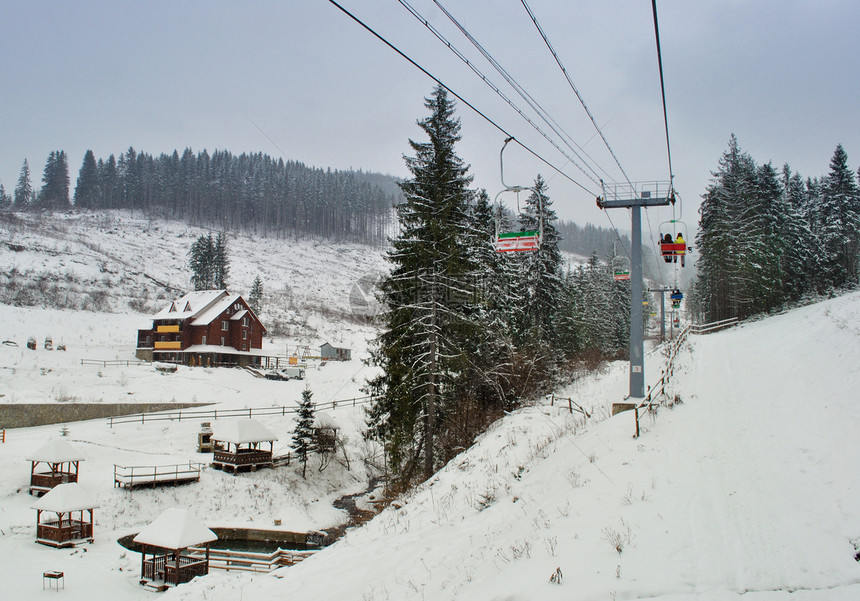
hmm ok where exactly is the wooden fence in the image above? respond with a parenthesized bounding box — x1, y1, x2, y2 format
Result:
(691, 316, 739, 335)
(107, 396, 375, 427)
(81, 359, 146, 367)
(632, 323, 692, 438)
(114, 462, 204, 489)
(186, 546, 316, 573)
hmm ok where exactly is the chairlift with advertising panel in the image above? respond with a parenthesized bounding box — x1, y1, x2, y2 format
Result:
(494, 138, 541, 253)
(659, 219, 689, 267)
(611, 255, 631, 281)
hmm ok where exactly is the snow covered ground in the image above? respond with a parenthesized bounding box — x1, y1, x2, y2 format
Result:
(1, 210, 859, 600)
(157, 291, 858, 601)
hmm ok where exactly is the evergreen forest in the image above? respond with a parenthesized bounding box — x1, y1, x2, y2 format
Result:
(694, 135, 860, 322)
(3, 148, 401, 245)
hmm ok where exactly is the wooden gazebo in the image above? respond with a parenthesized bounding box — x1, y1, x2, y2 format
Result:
(210, 419, 277, 472)
(27, 439, 85, 496)
(32, 483, 98, 548)
(134, 508, 217, 591)
(313, 411, 340, 453)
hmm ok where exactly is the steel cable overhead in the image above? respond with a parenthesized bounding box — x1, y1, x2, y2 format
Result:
(520, 0, 634, 189)
(398, 0, 603, 190)
(326, 0, 597, 196)
(427, 0, 616, 189)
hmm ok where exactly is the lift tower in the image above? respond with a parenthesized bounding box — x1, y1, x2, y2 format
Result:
(598, 182, 673, 399)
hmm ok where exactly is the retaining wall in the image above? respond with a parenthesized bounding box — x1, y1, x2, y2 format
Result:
(0, 402, 211, 428)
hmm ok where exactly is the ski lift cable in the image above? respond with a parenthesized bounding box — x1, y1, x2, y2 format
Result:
(520, 0, 634, 189)
(426, 0, 615, 188)
(651, 0, 674, 191)
(326, 0, 598, 196)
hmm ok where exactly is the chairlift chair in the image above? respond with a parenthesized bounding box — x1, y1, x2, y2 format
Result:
(611, 255, 631, 281)
(493, 138, 542, 253)
(659, 219, 689, 266)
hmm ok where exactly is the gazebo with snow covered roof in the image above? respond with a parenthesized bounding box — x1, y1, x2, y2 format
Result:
(32, 482, 98, 547)
(27, 438, 85, 496)
(134, 507, 217, 591)
(210, 419, 278, 472)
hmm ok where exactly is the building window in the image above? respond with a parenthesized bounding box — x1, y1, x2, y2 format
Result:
(221, 336, 225, 346)
(202, 335, 207, 345)
(221, 320, 228, 331)
(242, 343, 247, 351)
(242, 330, 247, 340)
(242, 316, 249, 327)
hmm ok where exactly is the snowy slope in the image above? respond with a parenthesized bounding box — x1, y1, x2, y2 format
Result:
(2, 209, 859, 601)
(159, 292, 860, 601)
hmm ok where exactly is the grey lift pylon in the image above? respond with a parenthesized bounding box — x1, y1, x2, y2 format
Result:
(597, 182, 673, 399)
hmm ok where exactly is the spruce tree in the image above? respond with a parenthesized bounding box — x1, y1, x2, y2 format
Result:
(249, 275, 264, 314)
(0, 184, 9, 209)
(38, 150, 70, 209)
(188, 233, 215, 290)
(365, 85, 478, 484)
(14, 159, 34, 209)
(817, 144, 860, 288)
(74, 150, 100, 209)
(213, 232, 230, 289)
(293, 387, 316, 479)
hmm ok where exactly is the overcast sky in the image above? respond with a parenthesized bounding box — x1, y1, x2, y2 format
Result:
(2, 0, 858, 229)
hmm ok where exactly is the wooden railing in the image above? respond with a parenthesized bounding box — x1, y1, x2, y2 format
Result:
(37, 519, 93, 544)
(81, 359, 146, 367)
(107, 396, 375, 427)
(691, 316, 739, 335)
(31, 472, 77, 493)
(143, 555, 208, 586)
(187, 546, 315, 573)
(633, 323, 692, 438)
(114, 462, 204, 489)
(213, 449, 272, 467)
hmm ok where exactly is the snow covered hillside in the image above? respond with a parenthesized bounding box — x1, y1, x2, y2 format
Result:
(0, 210, 390, 345)
(159, 291, 860, 601)
(1, 209, 859, 601)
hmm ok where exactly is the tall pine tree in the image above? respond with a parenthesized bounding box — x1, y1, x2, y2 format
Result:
(293, 387, 316, 479)
(14, 159, 34, 209)
(365, 85, 478, 485)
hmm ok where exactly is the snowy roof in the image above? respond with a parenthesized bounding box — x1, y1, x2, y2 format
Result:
(152, 290, 228, 321)
(230, 309, 248, 321)
(32, 483, 98, 512)
(211, 419, 277, 444)
(133, 508, 217, 550)
(313, 411, 339, 430)
(26, 439, 85, 463)
(191, 293, 241, 326)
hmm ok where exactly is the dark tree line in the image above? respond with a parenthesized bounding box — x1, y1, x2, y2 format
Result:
(366, 86, 633, 488)
(5, 148, 401, 245)
(695, 135, 860, 322)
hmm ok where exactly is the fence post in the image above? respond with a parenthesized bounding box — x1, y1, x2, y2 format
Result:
(568, 398, 573, 414)
(634, 407, 640, 438)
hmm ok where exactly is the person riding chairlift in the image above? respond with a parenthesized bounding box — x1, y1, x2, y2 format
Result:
(661, 234, 673, 263)
(674, 233, 686, 266)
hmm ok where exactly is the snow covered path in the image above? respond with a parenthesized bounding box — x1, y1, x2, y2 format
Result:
(634, 296, 860, 598)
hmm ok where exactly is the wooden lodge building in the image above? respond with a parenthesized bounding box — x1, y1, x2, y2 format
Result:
(136, 290, 266, 367)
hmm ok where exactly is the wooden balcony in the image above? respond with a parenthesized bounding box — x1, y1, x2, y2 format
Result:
(154, 341, 182, 350)
(156, 325, 181, 333)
